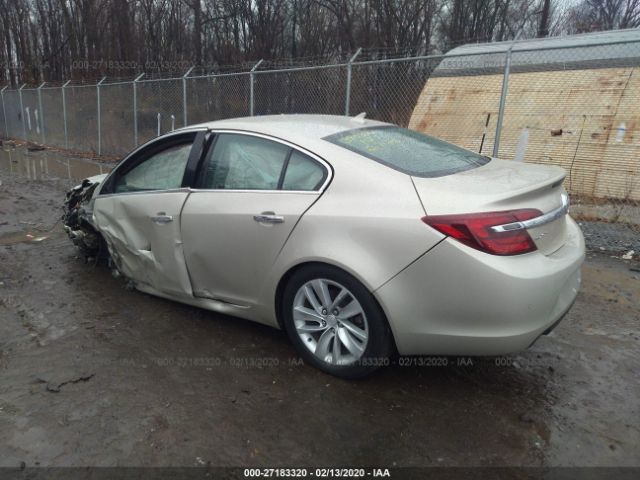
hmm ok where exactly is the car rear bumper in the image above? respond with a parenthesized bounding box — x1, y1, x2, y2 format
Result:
(374, 216, 585, 356)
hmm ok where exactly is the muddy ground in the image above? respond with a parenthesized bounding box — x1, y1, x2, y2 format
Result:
(0, 152, 639, 470)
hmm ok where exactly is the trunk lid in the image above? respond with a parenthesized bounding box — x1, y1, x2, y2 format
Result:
(413, 159, 569, 255)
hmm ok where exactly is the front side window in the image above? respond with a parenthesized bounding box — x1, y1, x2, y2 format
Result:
(325, 126, 489, 178)
(114, 142, 192, 193)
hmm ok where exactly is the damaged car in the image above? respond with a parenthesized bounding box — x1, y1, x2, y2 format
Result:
(63, 114, 585, 378)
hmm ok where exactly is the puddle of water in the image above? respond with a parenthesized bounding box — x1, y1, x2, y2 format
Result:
(0, 147, 113, 183)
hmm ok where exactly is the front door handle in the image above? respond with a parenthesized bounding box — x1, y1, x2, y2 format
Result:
(151, 212, 173, 224)
(253, 212, 284, 224)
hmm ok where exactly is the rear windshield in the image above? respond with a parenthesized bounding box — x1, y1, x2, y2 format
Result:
(324, 126, 490, 177)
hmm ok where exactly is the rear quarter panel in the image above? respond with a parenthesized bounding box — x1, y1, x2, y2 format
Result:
(254, 145, 445, 325)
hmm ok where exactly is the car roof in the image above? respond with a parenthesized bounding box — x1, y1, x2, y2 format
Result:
(182, 114, 392, 142)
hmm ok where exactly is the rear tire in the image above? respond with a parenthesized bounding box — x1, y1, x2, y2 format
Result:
(282, 264, 393, 379)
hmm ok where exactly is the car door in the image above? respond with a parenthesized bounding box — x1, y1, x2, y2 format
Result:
(93, 130, 208, 297)
(180, 131, 331, 306)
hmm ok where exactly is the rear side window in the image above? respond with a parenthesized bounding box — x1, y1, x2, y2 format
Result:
(282, 151, 325, 191)
(203, 134, 290, 190)
(200, 133, 328, 191)
(325, 126, 489, 177)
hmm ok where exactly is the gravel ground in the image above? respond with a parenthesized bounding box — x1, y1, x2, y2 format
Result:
(579, 221, 640, 258)
(0, 151, 639, 473)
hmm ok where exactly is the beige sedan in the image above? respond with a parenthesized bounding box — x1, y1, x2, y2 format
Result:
(63, 115, 585, 378)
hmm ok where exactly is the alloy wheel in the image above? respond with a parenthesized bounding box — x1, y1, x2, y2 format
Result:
(292, 278, 369, 365)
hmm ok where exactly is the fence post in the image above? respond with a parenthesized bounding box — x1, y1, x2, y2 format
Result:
(97, 77, 106, 155)
(62, 80, 71, 149)
(37, 82, 46, 144)
(182, 66, 194, 127)
(493, 46, 514, 158)
(133, 73, 144, 147)
(345, 48, 362, 116)
(249, 59, 264, 116)
(18, 84, 27, 140)
(1, 86, 8, 138)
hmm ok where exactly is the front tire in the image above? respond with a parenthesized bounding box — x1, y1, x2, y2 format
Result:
(282, 264, 393, 378)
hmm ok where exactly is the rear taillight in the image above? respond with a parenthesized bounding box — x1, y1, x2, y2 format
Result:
(422, 209, 542, 256)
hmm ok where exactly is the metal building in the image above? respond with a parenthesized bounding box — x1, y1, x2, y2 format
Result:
(409, 29, 640, 203)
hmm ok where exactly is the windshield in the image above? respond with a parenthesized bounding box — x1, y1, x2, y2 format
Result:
(324, 126, 490, 177)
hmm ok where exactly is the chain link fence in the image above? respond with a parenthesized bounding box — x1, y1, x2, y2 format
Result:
(186, 73, 251, 124)
(67, 85, 99, 152)
(100, 82, 135, 156)
(254, 64, 347, 116)
(351, 57, 442, 127)
(1, 36, 639, 227)
(136, 78, 184, 145)
(41, 86, 66, 147)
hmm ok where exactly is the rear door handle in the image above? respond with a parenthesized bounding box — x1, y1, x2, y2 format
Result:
(253, 212, 284, 224)
(151, 212, 173, 224)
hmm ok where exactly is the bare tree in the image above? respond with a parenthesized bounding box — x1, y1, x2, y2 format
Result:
(537, 0, 551, 37)
(0, 0, 633, 85)
(566, 0, 640, 32)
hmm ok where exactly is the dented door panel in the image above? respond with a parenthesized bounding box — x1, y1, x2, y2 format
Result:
(180, 191, 319, 306)
(93, 191, 193, 297)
